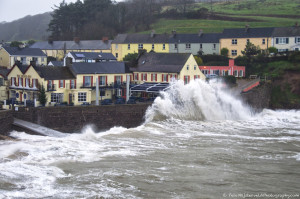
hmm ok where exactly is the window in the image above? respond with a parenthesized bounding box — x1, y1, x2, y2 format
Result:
(99, 76, 106, 86)
(84, 76, 91, 87)
(213, 44, 216, 49)
(201, 70, 208, 75)
(239, 70, 244, 77)
(231, 50, 237, 56)
(296, 37, 300, 43)
(0, 78, 3, 86)
(278, 49, 288, 52)
(21, 57, 26, 64)
(162, 74, 168, 82)
(51, 93, 63, 103)
(174, 44, 178, 49)
(247, 39, 250, 44)
(115, 53, 118, 58)
(41, 57, 45, 62)
(213, 70, 219, 75)
(115, 44, 118, 49)
(59, 80, 64, 88)
(194, 65, 197, 70)
(232, 39, 237, 45)
(78, 92, 87, 102)
(187, 65, 189, 70)
(152, 44, 155, 50)
(134, 73, 138, 81)
(276, 38, 289, 44)
(151, 74, 157, 82)
(184, 76, 190, 84)
(25, 78, 30, 88)
(186, 43, 191, 49)
(170, 74, 177, 80)
(115, 75, 122, 84)
(70, 79, 76, 89)
(128, 44, 131, 50)
(262, 39, 266, 45)
(10, 77, 16, 86)
(200, 44, 203, 49)
(138, 44, 143, 49)
(142, 73, 147, 81)
(18, 77, 23, 87)
(163, 44, 166, 50)
(295, 48, 299, 51)
(194, 75, 200, 80)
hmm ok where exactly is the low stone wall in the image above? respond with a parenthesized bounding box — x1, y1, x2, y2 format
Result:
(13, 104, 151, 133)
(0, 110, 13, 136)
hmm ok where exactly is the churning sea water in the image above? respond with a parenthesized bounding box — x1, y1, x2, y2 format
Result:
(0, 80, 299, 199)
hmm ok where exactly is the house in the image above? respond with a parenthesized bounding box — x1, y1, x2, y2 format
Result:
(6, 63, 76, 106)
(30, 37, 112, 60)
(70, 62, 132, 104)
(63, 51, 116, 66)
(168, 30, 221, 55)
(0, 67, 9, 102)
(272, 26, 300, 52)
(199, 59, 246, 77)
(112, 32, 170, 61)
(220, 26, 274, 58)
(131, 52, 206, 84)
(0, 46, 47, 68)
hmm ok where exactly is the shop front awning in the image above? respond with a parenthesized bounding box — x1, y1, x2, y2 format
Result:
(130, 82, 170, 93)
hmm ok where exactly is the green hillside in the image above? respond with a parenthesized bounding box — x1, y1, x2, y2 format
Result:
(140, 0, 300, 34)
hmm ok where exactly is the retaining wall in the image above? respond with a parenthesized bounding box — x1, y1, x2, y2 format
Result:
(0, 110, 13, 136)
(13, 104, 151, 133)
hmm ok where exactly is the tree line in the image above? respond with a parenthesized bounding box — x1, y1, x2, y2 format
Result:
(48, 0, 200, 40)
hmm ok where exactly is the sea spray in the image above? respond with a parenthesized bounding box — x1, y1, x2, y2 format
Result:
(145, 79, 253, 122)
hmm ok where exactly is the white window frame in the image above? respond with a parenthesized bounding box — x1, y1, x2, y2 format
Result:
(70, 79, 75, 89)
(115, 76, 122, 84)
(184, 76, 189, 84)
(84, 76, 91, 87)
(51, 93, 63, 103)
(99, 76, 106, 86)
(152, 44, 155, 50)
(278, 38, 287, 44)
(163, 44, 166, 50)
(78, 92, 87, 102)
(138, 44, 143, 49)
(163, 74, 167, 82)
(59, 80, 64, 88)
(186, 43, 191, 49)
(231, 50, 237, 56)
(232, 39, 237, 45)
(134, 73, 138, 81)
(296, 37, 300, 43)
(142, 73, 147, 81)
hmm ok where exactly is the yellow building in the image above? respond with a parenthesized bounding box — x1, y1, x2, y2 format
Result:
(112, 32, 170, 61)
(30, 38, 112, 61)
(0, 67, 9, 102)
(131, 52, 206, 84)
(220, 27, 274, 58)
(71, 62, 132, 105)
(0, 46, 47, 69)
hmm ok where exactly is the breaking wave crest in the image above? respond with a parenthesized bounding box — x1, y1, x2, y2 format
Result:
(145, 79, 253, 122)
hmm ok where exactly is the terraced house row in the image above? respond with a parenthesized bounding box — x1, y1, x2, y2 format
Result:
(111, 25, 300, 60)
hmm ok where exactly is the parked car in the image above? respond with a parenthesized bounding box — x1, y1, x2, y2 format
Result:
(101, 99, 113, 105)
(115, 98, 125, 104)
(127, 99, 136, 104)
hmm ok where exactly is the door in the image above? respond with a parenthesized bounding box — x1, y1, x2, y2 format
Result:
(69, 94, 73, 104)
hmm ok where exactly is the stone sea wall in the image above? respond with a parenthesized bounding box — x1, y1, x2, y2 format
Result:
(0, 110, 13, 136)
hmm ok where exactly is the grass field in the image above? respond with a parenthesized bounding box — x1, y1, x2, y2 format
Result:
(138, 0, 300, 34)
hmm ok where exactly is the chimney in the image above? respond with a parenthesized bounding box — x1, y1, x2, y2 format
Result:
(229, 59, 235, 67)
(74, 37, 80, 44)
(102, 37, 109, 43)
(171, 30, 176, 38)
(150, 30, 155, 38)
(48, 37, 53, 44)
(245, 24, 250, 32)
(198, 29, 203, 37)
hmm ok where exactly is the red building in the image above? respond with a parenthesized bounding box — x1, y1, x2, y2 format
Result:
(199, 59, 246, 77)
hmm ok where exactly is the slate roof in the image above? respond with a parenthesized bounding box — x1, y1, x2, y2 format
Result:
(272, 26, 300, 37)
(48, 61, 64, 67)
(69, 52, 116, 61)
(132, 52, 191, 73)
(71, 62, 129, 74)
(221, 27, 274, 38)
(0, 67, 9, 79)
(30, 40, 112, 50)
(3, 46, 46, 56)
(34, 66, 76, 80)
(112, 33, 170, 44)
(169, 33, 222, 43)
